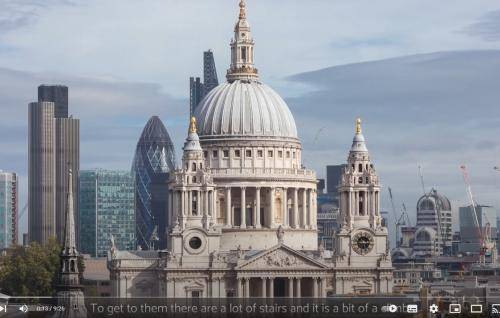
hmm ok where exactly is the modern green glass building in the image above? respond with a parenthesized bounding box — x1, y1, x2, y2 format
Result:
(79, 169, 135, 257)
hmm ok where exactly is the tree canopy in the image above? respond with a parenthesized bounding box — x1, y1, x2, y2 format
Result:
(0, 238, 60, 297)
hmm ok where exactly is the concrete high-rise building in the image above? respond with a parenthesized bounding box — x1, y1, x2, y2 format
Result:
(55, 118, 80, 246)
(189, 77, 203, 117)
(38, 85, 68, 118)
(79, 170, 135, 257)
(28, 85, 79, 245)
(203, 50, 219, 95)
(132, 116, 175, 250)
(0, 171, 18, 248)
(459, 204, 497, 254)
(189, 50, 219, 116)
(29, 101, 56, 245)
(326, 164, 347, 195)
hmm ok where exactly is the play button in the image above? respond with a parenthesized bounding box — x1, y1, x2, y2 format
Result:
(0, 305, 6, 312)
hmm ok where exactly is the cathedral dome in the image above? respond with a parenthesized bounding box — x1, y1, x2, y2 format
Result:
(194, 80, 298, 140)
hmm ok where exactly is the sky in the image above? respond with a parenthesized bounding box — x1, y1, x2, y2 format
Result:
(1, 0, 500, 240)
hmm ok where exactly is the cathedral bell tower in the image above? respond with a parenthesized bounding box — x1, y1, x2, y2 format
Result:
(167, 118, 220, 257)
(333, 119, 393, 295)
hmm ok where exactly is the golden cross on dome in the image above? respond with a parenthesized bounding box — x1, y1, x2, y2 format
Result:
(356, 118, 362, 134)
(189, 116, 197, 133)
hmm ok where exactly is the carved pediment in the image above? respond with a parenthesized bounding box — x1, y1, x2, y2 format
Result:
(236, 245, 328, 270)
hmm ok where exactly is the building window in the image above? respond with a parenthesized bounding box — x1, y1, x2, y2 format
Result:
(286, 151, 290, 158)
(268, 150, 273, 157)
(192, 163, 197, 171)
(246, 149, 252, 157)
(358, 163, 363, 172)
(278, 151, 283, 158)
(203, 151, 207, 158)
(213, 150, 218, 158)
(192, 291, 201, 298)
(257, 150, 263, 157)
(235, 149, 241, 158)
(223, 150, 229, 158)
(292, 152, 296, 159)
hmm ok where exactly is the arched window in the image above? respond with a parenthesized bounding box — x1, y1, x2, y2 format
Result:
(70, 260, 76, 272)
(358, 164, 363, 172)
(192, 162, 197, 171)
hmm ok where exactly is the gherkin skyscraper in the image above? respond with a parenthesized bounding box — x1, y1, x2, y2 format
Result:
(132, 116, 176, 250)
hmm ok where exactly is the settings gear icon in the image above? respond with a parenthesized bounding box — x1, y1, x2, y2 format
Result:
(429, 304, 439, 314)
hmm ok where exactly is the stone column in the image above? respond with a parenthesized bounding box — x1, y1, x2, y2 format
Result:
(255, 187, 261, 228)
(204, 190, 209, 217)
(320, 277, 327, 297)
(225, 187, 231, 226)
(313, 278, 318, 298)
(308, 189, 314, 228)
(293, 188, 299, 228)
(212, 189, 217, 217)
(269, 188, 275, 228)
(301, 189, 307, 228)
(296, 278, 301, 297)
(261, 277, 267, 297)
(237, 278, 243, 297)
(241, 187, 246, 228)
(244, 278, 250, 298)
(282, 188, 288, 227)
(288, 278, 294, 298)
(269, 278, 274, 298)
(312, 190, 317, 227)
(188, 190, 192, 216)
(181, 191, 185, 216)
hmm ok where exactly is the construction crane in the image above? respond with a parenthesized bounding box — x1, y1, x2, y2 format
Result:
(388, 187, 408, 248)
(418, 165, 426, 195)
(460, 165, 495, 265)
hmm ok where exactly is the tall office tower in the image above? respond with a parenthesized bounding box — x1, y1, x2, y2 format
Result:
(79, 169, 135, 257)
(326, 164, 347, 195)
(189, 77, 203, 117)
(38, 85, 68, 118)
(0, 171, 18, 248)
(203, 50, 219, 95)
(28, 85, 79, 245)
(189, 50, 219, 116)
(132, 116, 175, 250)
(459, 204, 497, 254)
(29, 101, 56, 244)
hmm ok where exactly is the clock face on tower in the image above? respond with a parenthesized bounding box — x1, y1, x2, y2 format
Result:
(352, 231, 375, 255)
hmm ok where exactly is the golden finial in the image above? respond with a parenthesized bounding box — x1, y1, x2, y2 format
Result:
(239, 0, 246, 19)
(189, 116, 197, 133)
(355, 118, 362, 134)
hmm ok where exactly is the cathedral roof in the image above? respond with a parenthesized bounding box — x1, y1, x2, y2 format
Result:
(195, 80, 298, 140)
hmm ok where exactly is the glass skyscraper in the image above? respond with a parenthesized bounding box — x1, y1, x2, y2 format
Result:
(132, 116, 175, 250)
(189, 50, 219, 116)
(79, 169, 135, 257)
(0, 171, 18, 249)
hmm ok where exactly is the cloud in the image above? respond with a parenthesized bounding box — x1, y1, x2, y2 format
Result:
(462, 10, 500, 41)
(285, 50, 500, 221)
(0, 0, 76, 31)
